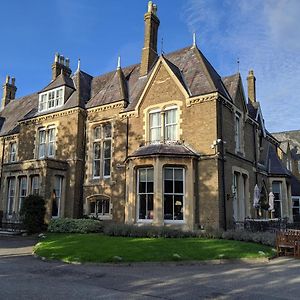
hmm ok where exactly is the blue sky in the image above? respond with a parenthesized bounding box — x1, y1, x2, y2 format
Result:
(0, 0, 299, 132)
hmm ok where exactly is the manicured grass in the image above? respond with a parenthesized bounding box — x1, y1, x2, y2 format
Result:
(34, 233, 274, 263)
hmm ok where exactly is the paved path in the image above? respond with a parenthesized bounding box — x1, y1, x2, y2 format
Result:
(1, 236, 300, 299)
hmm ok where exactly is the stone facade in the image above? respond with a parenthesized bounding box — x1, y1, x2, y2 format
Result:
(0, 1, 295, 230)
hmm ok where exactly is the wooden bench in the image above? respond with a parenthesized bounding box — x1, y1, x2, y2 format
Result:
(276, 230, 300, 257)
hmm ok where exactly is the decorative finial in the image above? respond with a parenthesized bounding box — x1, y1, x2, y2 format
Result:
(77, 59, 81, 72)
(160, 37, 164, 55)
(193, 32, 196, 47)
(237, 57, 240, 72)
(117, 56, 121, 70)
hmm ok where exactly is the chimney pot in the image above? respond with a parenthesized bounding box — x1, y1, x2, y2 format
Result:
(5, 75, 10, 84)
(11, 77, 15, 86)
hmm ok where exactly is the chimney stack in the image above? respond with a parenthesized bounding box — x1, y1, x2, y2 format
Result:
(140, 1, 160, 77)
(247, 70, 256, 103)
(1, 75, 17, 109)
(51, 53, 72, 81)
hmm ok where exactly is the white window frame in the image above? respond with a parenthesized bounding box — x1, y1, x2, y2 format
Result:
(37, 126, 56, 159)
(31, 175, 40, 195)
(272, 181, 282, 218)
(92, 123, 112, 179)
(52, 176, 63, 218)
(292, 196, 300, 219)
(235, 113, 241, 153)
(137, 167, 154, 222)
(149, 106, 178, 143)
(18, 177, 28, 212)
(163, 167, 185, 224)
(7, 177, 16, 216)
(38, 87, 65, 112)
(9, 142, 17, 162)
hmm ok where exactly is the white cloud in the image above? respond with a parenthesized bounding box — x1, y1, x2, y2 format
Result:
(182, 0, 300, 132)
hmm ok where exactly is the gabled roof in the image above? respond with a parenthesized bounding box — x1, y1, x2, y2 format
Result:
(39, 72, 75, 93)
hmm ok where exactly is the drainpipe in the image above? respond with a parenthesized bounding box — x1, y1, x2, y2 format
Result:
(219, 99, 227, 231)
(0, 137, 5, 190)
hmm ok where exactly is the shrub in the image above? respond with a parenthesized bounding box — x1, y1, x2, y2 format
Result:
(20, 195, 46, 234)
(222, 230, 276, 247)
(48, 218, 103, 233)
(103, 223, 197, 238)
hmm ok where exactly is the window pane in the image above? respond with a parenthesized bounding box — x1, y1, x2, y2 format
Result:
(139, 181, 146, 193)
(164, 195, 173, 220)
(139, 194, 146, 219)
(7, 178, 16, 215)
(174, 169, 183, 180)
(103, 124, 112, 138)
(174, 195, 183, 220)
(272, 182, 281, 194)
(150, 112, 160, 127)
(93, 160, 100, 177)
(31, 176, 39, 195)
(174, 180, 183, 193)
(164, 168, 173, 180)
(103, 159, 111, 177)
(139, 169, 147, 182)
(274, 201, 281, 218)
(164, 180, 173, 193)
(94, 127, 101, 140)
(293, 199, 300, 207)
(103, 140, 111, 158)
(94, 143, 101, 159)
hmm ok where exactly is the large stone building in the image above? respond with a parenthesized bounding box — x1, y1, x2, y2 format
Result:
(0, 2, 295, 230)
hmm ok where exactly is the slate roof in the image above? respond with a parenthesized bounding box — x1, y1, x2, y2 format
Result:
(0, 93, 38, 136)
(222, 73, 240, 101)
(0, 44, 254, 135)
(267, 145, 290, 176)
(272, 130, 300, 160)
(128, 143, 199, 158)
(39, 72, 75, 93)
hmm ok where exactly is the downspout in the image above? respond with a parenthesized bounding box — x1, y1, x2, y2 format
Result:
(0, 137, 5, 190)
(219, 99, 227, 231)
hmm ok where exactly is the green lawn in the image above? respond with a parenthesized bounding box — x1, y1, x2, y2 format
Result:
(34, 233, 274, 263)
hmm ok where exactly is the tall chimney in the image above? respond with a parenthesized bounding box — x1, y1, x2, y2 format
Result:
(1, 75, 17, 109)
(140, 1, 160, 77)
(247, 70, 256, 103)
(51, 53, 72, 81)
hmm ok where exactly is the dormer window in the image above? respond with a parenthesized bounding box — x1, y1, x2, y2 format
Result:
(39, 87, 64, 112)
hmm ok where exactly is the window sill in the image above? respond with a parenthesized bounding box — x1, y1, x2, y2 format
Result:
(137, 219, 153, 223)
(164, 220, 185, 224)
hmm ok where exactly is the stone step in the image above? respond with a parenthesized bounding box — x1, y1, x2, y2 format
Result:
(0, 229, 23, 236)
